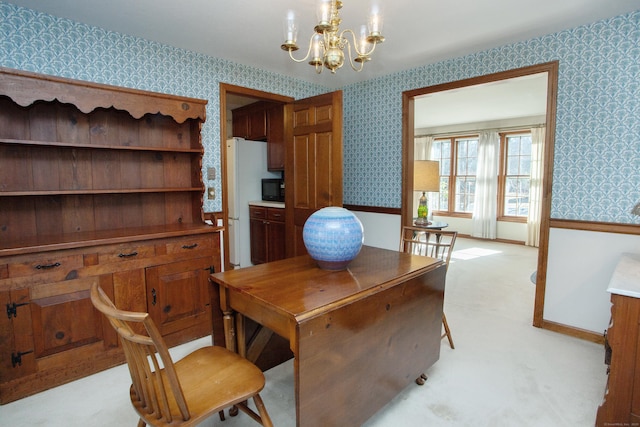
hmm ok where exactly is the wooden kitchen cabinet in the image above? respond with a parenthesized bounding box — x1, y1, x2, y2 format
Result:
(232, 101, 285, 171)
(0, 67, 224, 403)
(249, 205, 285, 265)
(231, 101, 269, 141)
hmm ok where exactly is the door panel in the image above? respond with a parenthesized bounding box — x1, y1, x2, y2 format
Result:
(30, 277, 103, 359)
(146, 257, 211, 339)
(285, 91, 343, 257)
(315, 131, 335, 206)
(293, 134, 312, 207)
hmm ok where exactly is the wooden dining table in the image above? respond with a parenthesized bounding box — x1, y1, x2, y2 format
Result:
(210, 245, 446, 427)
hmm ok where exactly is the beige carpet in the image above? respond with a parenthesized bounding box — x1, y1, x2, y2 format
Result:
(0, 238, 608, 426)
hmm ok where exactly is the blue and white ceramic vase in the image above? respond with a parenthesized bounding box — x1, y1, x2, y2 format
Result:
(302, 207, 364, 270)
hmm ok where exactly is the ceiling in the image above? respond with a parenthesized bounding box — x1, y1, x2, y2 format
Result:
(5, 0, 640, 89)
(414, 72, 549, 129)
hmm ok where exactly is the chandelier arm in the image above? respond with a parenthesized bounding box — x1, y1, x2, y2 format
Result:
(287, 32, 320, 63)
(340, 28, 377, 57)
(363, 38, 377, 56)
(342, 37, 365, 72)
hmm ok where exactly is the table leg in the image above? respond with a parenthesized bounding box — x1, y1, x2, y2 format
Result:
(221, 296, 243, 418)
(236, 313, 247, 359)
(222, 307, 237, 353)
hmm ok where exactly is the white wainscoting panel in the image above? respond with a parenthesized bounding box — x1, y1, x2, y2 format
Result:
(545, 228, 640, 333)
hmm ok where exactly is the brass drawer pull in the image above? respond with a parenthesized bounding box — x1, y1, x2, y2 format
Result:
(182, 243, 198, 249)
(35, 262, 61, 270)
(118, 251, 138, 258)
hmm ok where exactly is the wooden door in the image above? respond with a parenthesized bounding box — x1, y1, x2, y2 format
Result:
(284, 91, 343, 257)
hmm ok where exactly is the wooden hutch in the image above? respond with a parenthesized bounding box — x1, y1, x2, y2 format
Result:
(0, 67, 223, 403)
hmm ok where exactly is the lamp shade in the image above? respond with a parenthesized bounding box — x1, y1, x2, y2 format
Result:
(414, 160, 440, 192)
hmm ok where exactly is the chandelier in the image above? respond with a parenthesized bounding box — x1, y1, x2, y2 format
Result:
(280, 0, 384, 74)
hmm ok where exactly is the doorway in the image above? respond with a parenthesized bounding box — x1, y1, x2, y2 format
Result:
(401, 62, 559, 327)
(219, 83, 293, 272)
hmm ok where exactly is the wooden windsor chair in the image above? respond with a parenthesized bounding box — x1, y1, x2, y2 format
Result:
(90, 282, 273, 427)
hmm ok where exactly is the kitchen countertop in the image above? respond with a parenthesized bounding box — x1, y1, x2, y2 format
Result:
(249, 200, 285, 208)
(607, 252, 640, 298)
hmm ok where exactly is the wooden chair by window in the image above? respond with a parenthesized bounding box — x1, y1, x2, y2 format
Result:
(90, 282, 273, 427)
(400, 226, 457, 351)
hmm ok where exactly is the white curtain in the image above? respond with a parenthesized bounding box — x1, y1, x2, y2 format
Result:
(415, 135, 433, 160)
(414, 136, 434, 219)
(472, 131, 499, 239)
(526, 126, 545, 247)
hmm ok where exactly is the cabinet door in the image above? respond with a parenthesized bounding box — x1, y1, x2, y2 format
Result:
(232, 109, 249, 139)
(146, 257, 212, 344)
(248, 107, 267, 141)
(29, 277, 105, 359)
(250, 217, 268, 265)
(0, 276, 109, 385)
(267, 105, 285, 171)
(268, 220, 286, 262)
(266, 208, 286, 262)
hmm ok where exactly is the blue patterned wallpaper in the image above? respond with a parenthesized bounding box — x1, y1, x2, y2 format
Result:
(344, 11, 639, 223)
(1, 3, 638, 223)
(0, 2, 324, 213)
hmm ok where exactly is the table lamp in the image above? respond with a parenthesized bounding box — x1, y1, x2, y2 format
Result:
(414, 160, 440, 226)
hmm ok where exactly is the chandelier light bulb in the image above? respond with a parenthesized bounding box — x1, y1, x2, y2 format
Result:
(369, 8, 381, 34)
(316, 0, 332, 30)
(356, 24, 371, 58)
(284, 11, 298, 44)
(281, 10, 300, 51)
(367, 6, 384, 43)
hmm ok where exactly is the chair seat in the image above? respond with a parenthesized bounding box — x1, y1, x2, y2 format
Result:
(132, 346, 266, 427)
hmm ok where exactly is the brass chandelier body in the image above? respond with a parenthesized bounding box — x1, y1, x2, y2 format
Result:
(281, 0, 384, 74)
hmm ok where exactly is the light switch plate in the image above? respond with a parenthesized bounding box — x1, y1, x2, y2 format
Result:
(207, 167, 216, 180)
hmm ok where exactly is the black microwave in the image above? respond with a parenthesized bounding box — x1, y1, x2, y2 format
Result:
(262, 178, 285, 202)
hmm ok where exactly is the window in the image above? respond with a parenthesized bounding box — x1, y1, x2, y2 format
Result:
(454, 138, 477, 213)
(427, 131, 532, 220)
(430, 139, 450, 211)
(500, 133, 531, 218)
(430, 136, 478, 215)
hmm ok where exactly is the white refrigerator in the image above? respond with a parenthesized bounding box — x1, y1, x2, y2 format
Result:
(226, 137, 280, 269)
